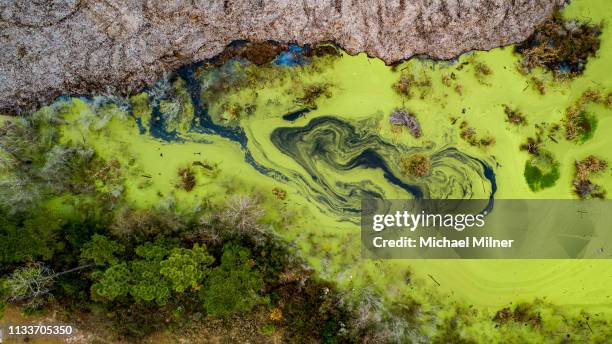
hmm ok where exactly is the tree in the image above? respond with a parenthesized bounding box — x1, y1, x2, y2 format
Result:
(129, 258, 171, 305)
(90, 242, 169, 304)
(202, 244, 264, 317)
(2, 261, 96, 309)
(81, 234, 124, 266)
(2, 263, 55, 307)
(222, 195, 264, 235)
(89, 241, 213, 305)
(129, 242, 172, 305)
(0, 210, 59, 265)
(91, 263, 131, 301)
(160, 244, 214, 293)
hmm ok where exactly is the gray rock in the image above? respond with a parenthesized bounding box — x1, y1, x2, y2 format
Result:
(0, 0, 565, 113)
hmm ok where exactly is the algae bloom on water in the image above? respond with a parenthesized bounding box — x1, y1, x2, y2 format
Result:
(2, 0, 612, 342)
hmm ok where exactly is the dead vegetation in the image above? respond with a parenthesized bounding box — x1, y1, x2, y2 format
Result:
(563, 89, 612, 143)
(494, 303, 542, 329)
(296, 83, 332, 108)
(515, 11, 602, 77)
(566, 110, 597, 143)
(400, 154, 431, 178)
(519, 122, 563, 192)
(573, 155, 608, 199)
(389, 108, 422, 138)
(473, 61, 493, 84)
(304, 44, 342, 58)
(457, 120, 495, 148)
(503, 105, 528, 126)
(221, 195, 265, 235)
(392, 72, 432, 99)
(441, 72, 464, 95)
(178, 167, 196, 191)
(272, 187, 287, 200)
(530, 76, 547, 95)
(519, 122, 561, 156)
(520, 137, 541, 156)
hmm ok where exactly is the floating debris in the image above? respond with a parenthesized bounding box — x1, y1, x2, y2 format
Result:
(473, 61, 493, 84)
(296, 83, 332, 108)
(564, 89, 606, 143)
(392, 73, 432, 99)
(390, 108, 422, 138)
(458, 121, 495, 147)
(494, 303, 542, 328)
(178, 167, 196, 191)
(272, 187, 288, 200)
(400, 154, 431, 178)
(503, 105, 528, 126)
(530, 76, 546, 95)
(520, 137, 541, 156)
(441, 72, 464, 95)
(566, 110, 597, 143)
(573, 156, 608, 199)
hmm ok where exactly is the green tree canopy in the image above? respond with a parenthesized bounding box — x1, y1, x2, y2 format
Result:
(129, 258, 171, 305)
(91, 263, 130, 301)
(81, 234, 124, 266)
(90, 242, 213, 305)
(0, 210, 61, 265)
(202, 244, 264, 317)
(160, 244, 214, 293)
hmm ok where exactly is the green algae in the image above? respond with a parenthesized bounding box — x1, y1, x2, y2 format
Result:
(3, 0, 612, 340)
(524, 151, 561, 191)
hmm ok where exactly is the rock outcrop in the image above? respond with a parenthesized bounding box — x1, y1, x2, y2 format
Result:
(0, 0, 565, 113)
